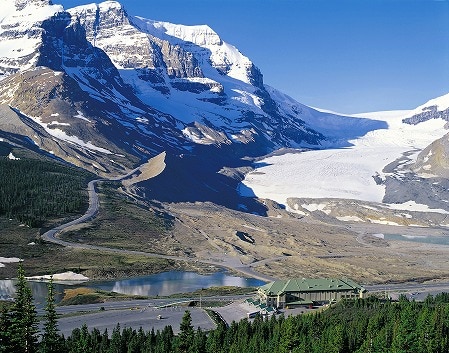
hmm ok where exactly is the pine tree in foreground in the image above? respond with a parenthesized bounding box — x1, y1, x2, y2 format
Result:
(0, 306, 12, 353)
(177, 310, 195, 353)
(40, 276, 63, 353)
(9, 262, 39, 353)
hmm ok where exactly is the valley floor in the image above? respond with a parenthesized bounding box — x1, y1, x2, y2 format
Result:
(5, 165, 449, 286)
(165, 200, 449, 285)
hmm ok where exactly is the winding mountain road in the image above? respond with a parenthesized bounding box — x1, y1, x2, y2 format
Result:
(41, 178, 275, 282)
(41, 179, 101, 247)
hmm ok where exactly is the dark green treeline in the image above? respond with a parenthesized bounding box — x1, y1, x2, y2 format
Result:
(3, 289, 449, 352)
(0, 156, 93, 227)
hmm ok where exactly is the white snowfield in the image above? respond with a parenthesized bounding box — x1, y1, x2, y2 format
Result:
(0, 257, 21, 268)
(240, 99, 449, 213)
(26, 271, 89, 281)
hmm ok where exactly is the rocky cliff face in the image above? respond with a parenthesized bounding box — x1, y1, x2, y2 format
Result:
(0, 0, 390, 179)
(0, 0, 63, 74)
(401, 94, 449, 178)
(15, 0, 53, 10)
(402, 92, 449, 126)
(68, 1, 326, 148)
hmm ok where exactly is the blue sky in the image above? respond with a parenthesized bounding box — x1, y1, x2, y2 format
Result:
(59, 0, 449, 114)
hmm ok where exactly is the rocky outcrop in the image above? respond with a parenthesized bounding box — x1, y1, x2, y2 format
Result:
(70, 3, 204, 80)
(403, 105, 449, 125)
(14, 0, 53, 11)
(412, 133, 449, 178)
(67, 1, 327, 148)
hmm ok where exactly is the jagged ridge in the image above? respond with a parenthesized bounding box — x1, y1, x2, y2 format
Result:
(0, 0, 405, 183)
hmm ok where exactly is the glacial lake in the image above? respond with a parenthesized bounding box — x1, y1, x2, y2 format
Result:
(383, 234, 449, 246)
(0, 271, 265, 307)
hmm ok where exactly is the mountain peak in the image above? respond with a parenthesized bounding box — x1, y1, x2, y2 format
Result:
(71, 1, 127, 15)
(98, 1, 124, 9)
(136, 19, 222, 47)
(3, 0, 59, 18)
(0, 0, 367, 178)
(14, 0, 53, 10)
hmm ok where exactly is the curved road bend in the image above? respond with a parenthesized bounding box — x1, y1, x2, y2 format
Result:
(41, 179, 275, 283)
(40, 179, 449, 290)
(41, 179, 101, 247)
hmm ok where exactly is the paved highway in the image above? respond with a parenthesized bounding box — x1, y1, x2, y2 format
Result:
(41, 179, 101, 247)
(365, 281, 449, 301)
(36, 295, 251, 316)
(48, 306, 216, 337)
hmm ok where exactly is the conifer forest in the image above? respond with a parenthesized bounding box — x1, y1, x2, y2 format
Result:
(0, 150, 93, 227)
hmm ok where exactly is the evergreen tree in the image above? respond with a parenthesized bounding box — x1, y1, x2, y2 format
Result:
(9, 262, 39, 353)
(4, 293, 449, 353)
(279, 316, 300, 353)
(100, 328, 110, 353)
(144, 328, 156, 352)
(161, 325, 174, 353)
(177, 311, 194, 353)
(206, 321, 226, 353)
(192, 327, 206, 353)
(0, 307, 12, 353)
(391, 301, 419, 353)
(109, 323, 125, 353)
(40, 276, 62, 353)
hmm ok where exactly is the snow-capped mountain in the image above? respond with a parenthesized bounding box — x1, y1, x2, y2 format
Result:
(403, 92, 449, 125)
(0, 0, 191, 174)
(0, 0, 448, 213)
(0, 0, 385, 177)
(403, 93, 449, 179)
(67, 1, 331, 148)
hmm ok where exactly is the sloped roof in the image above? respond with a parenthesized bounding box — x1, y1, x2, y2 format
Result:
(259, 278, 365, 296)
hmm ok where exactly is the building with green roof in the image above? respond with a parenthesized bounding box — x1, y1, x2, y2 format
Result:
(257, 278, 366, 308)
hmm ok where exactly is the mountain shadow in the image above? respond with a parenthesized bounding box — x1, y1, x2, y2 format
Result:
(137, 144, 270, 216)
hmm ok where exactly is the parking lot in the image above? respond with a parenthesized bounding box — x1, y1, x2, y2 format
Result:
(56, 305, 216, 337)
(52, 297, 323, 337)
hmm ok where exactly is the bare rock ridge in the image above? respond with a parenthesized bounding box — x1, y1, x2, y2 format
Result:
(404, 106, 449, 125)
(15, 0, 53, 11)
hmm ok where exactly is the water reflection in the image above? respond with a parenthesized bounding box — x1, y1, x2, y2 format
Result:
(0, 280, 70, 308)
(89, 271, 265, 297)
(0, 271, 265, 305)
(0, 279, 15, 300)
(384, 234, 449, 245)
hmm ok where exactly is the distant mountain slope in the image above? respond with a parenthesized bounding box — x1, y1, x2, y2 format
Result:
(403, 92, 449, 125)
(0, 1, 387, 173)
(67, 1, 328, 149)
(403, 93, 449, 178)
(0, 0, 447, 213)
